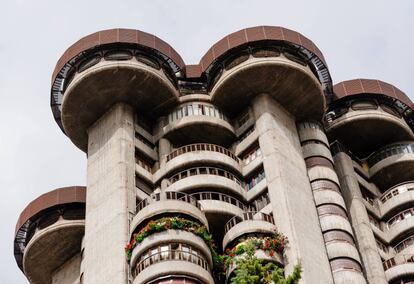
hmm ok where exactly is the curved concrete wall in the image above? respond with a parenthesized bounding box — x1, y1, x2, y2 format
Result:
(130, 229, 212, 268)
(222, 220, 277, 249)
(130, 200, 208, 233)
(326, 242, 361, 263)
(313, 189, 347, 209)
(380, 191, 414, 218)
(133, 260, 214, 284)
(320, 215, 354, 236)
(165, 174, 246, 199)
(385, 262, 414, 283)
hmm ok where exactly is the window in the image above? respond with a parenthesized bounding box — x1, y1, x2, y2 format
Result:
(243, 146, 262, 165)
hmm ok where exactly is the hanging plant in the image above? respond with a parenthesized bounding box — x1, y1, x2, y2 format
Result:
(228, 240, 302, 284)
(222, 234, 288, 270)
(125, 217, 222, 269)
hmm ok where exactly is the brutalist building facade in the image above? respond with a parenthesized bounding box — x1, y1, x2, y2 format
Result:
(13, 26, 414, 284)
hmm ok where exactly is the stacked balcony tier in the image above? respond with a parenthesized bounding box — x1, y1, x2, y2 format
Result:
(202, 26, 331, 121)
(327, 79, 414, 158)
(14, 186, 86, 284)
(51, 28, 185, 151)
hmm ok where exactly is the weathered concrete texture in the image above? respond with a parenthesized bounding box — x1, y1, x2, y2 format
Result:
(298, 121, 366, 284)
(52, 253, 81, 284)
(326, 109, 414, 158)
(385, 262, 414, 283)
(211, 55, 325, 120)
(23, 220, 84, 284)
(334, 152, 387, 284)
(252, 94, 333, 283)
(83, 103, 135, 284)
(62, 60, 179, 151)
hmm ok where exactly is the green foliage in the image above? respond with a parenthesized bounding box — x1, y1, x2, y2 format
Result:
(230, 243, 302, 284)
(223, 235, 288, 270)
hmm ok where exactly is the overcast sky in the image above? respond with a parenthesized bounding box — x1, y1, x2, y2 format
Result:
(1, 1, 413, 282)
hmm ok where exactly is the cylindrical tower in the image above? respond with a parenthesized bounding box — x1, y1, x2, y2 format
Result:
(326, 79, 414, 284)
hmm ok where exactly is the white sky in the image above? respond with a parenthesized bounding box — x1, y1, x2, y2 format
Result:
(1, 0, 413, 282)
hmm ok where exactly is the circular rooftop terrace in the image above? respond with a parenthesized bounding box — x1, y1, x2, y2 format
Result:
(14, 186, 86, 271)
(50, 26, 332, 150)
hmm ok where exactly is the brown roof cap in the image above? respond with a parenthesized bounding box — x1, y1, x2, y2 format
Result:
(333, 79, 413, 109)
(52, 28, 185, 84)
(15, 186, 86, 235)
(198, 25, 327, 73)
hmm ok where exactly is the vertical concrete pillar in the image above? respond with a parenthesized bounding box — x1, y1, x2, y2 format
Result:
(159, 138, 171, 190)
(252, 94, 333, 283)
(83, 103, 135, 284)
(334, 152, 387, 284)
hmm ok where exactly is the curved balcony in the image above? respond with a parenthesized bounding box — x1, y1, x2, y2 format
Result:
(380, 182, 414, 218)
(313, 189, 346, 209)
(383, 254, 414, 283)
(132, 247, 214, 284)
(130, 229, 213, 270)
(161, 143, 240, 178)
(166, 166, 246, 199)
(297, 121, 329, 146)
(14, 186, 86, 284)
(223, 212, 276, 249)
(130, 192, 208, 234)
(191, 191, 249, 215)
(387, 207, 414, 242)
(162, 103, 235, 146)
(325, 242, 361, 263)
(301, 142, 333, 161)
(326, 102, 413, 158)
(319, 215, 353, 236)
(330, 258, 365, 284)
(53, 30, 183, 151)
(203, 26, 331, 121)
(368, 143, 414, 190)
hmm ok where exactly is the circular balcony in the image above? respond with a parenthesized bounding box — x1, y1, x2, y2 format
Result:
(380, 182, 414, 218)
(14, 186, 86, 284)
(147, 276, 203, 284)
(130, 229, 213, 270)
(130, 192, 208, 234)
(166, 166, 246, 199)
(203, 26, 331, 121)
(325, 242, 361, 263)
(162, 103, 235, 146)
(383, 254, 414, 283)
(51, 29, 184, 151)
(386, 207, 414, 243)
(328, 79, 414, 158)
(368, 143, 414, 190)
(330, 258, 365, 284)
(297, 121, 329, 146)
(160, 144, 241, 179)
(132, 244, 214, 284)
(223, 212, 276, 249)
(319, 215, 353, 236)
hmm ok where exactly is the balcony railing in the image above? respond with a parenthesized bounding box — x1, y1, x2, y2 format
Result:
(224, 211, 274, 234)
(167, 143, 238, 162)
(383, 254, 414, 271)
(367, 143, 414, 167)
(134, 249, 210, 276)
(136, 192, 201, 212)
(168, 103, 229, 123)
(380, 181, 414, 204)
(168, 166, 244, 188)
(190, 191, 251, 211)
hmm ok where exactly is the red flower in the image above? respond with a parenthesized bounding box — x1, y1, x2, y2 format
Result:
(269, 250, 275, 257)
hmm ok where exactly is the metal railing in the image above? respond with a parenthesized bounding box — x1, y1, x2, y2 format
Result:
(224, 211, 274, 234)
(380, 181, 414, 204)
(134, 249, 210, 276)
(167, 143, 238, 162)
(136, 192, 201, 212)
(383, 254, 414, 271)
(190, 191, 251, 211)
(168, 166, 244, 188)
(367, 143, 414, 167)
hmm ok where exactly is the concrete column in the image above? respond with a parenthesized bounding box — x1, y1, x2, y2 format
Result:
(334, 152, 387, 284)
(159, 138, 171, 190)
(252, 94, 333, 283)
(83, 103, 135, 284)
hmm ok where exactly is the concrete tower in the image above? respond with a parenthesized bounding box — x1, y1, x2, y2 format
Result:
(13, 27, 414, 284)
